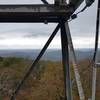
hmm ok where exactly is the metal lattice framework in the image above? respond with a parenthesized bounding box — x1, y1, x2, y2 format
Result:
(0, 0, 84, 22)
(0, 0, 98, 100)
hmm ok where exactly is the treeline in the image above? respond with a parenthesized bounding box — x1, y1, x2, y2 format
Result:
(0, 57, 99, 100)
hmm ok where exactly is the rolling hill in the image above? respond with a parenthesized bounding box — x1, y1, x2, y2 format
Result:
(0, 49, 99, 61)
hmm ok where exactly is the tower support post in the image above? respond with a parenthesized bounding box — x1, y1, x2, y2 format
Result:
(60, 19, 72, 100)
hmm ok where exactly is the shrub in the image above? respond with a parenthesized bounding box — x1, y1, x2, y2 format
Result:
(2, 57, 23, 67)
(0, 56, 3, 62)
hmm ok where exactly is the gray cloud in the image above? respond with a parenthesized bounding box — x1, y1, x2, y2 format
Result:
(24, 32, 51, 38)
(69, 0, 97, 37)
(0, 37, 5, 40)
(0, 23, 57, 38)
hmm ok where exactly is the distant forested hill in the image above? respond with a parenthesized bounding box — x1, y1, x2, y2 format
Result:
(0, 49, 99, 61)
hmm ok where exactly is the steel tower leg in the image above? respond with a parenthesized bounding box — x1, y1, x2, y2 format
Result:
(65, 22, 85, 100)
(91, 0, 100, 100)
(60, 19, 72, 100)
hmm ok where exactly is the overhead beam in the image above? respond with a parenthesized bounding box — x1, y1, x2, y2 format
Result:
(0, 4, 74, 22)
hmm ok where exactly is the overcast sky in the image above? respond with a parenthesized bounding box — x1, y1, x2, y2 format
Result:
(0, 0, 99, 49)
